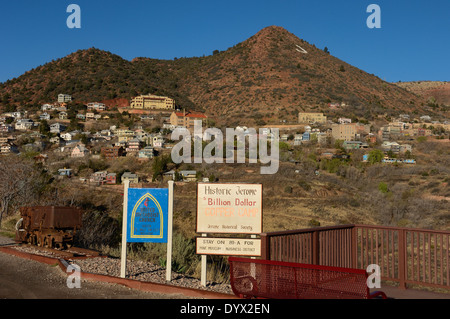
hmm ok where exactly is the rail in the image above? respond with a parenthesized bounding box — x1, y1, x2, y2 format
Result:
(229, 256, 387, 299)
(260, 224, 450, 290)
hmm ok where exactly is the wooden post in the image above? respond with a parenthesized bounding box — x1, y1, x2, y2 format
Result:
(260, 233, 269, 260)
(312, 230, 320, 265)
(201, 233, 207, 287)
(351, 226, 357, 269)
(166, 181, 174, 281)
(120, 180, 130, 278)
(398, 229, 407, 289)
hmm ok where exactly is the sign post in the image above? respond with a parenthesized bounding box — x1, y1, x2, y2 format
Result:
(201, 233, 207, 287)
(196, 183, 263, 286)
(120, 181, 173, 280)
(166, 180, 174, 281)
(120, 180, 130, 278)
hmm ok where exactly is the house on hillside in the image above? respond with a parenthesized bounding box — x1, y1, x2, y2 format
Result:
(338, 118, 352, 124)
(58, 94, 72, 103)
(71, 144, 89, 158)
(180, 170, 197, 182)
(40, 113, 51, 121)
(0, 142, 18, 155)
(381, 141, 400, 153)
(105, 173, 117, 184)
(121, 172, 139, 184)
(91, 170, 108, 184)
(138, 146, 154, 160)
(87, 102, 106, 111)
(126, 138, 141, 156)
(302, 131, 310, 141)
(49, 136, 61, 144)
(169, 110, 208, 129)
(0, 123, 14, 133)
(101, 146, 124, 159)
(15, 119, 34, 131)
(58, 168, 72, 177)
(41, 104, 56, 111)
(293, 134, 302, 146)
(152, 134, 164, 148)
(59, 111, 68, 120)
(61, 131, 78, 141)
(50, 123, 66, 134)
(342, 141, 366, 150)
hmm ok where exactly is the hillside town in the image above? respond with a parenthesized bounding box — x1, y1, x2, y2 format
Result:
(1, 93, 449, 186)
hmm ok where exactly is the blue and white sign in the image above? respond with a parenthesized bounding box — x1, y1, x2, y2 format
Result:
(126, 188, 168, 243)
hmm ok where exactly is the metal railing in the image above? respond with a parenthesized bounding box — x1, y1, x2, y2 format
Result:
(260, 224, 450, 290)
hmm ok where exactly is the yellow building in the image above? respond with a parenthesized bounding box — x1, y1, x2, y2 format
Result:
(298, 112, 327, 124)
(130, 95, 175, 110)
(331, 123, 357, 141)
(170, 110, 207, 129)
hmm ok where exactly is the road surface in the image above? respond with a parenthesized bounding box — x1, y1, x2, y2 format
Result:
(0, 239, 184, 299)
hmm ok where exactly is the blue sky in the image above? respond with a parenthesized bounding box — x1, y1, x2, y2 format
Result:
(0, 0, 449, 83)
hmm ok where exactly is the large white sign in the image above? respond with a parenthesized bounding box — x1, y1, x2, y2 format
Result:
(196, 237, 261, 257)
(196, 183, 262, 234)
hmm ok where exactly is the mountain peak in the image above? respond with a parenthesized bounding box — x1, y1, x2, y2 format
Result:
(0, 26, 429, 124)
(248, 25, 299, 44)
(255, 25, 293, 36)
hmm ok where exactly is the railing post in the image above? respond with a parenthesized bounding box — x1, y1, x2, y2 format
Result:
(398, 229, 407, 289)
(312, 230, 320, 265)
(260, 233, 269, 260)
(351, 226, 357, 269)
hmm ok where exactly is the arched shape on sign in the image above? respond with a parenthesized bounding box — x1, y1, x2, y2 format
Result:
(130, 192, 164, 240)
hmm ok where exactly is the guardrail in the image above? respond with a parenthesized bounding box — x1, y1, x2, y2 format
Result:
(260, 224, 450, 290)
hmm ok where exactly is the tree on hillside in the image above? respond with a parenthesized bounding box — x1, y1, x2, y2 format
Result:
(367, 149, 384, 164)
(151, 155, 173, 182)
(0, 156, 49, 227)
(39, 120, 50, 136)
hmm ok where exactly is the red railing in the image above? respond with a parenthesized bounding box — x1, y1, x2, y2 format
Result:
(228, 256, 386, 299)
(260, 224, 450, 290)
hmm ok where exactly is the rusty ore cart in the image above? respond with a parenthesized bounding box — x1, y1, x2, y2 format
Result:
(15, 206, 83, 249)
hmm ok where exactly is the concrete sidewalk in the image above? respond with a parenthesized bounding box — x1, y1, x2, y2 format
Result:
(371, 285, 450, 299)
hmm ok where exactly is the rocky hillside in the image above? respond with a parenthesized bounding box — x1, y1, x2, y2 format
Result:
(395, 81, 450, 107)
(0, 26, 430, 125)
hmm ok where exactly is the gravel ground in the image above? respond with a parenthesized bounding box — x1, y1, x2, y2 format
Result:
(6, 239, 233, 295)
(71, 257, 233, 294)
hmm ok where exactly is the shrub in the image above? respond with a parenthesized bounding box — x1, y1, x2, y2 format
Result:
(298, 180, 311, 191)
(74, 211, 121, 249)
(368, 149, 384, 164)
(378, 182, 389, 193)
(308, 219, 321, 227)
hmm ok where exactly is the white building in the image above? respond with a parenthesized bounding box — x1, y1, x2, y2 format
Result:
(338, 118, 352, 124)
(40, 113, 51, 121)
(41, 104, 56, 111)
(50, 123, 66, 134)
(87, 102, 106, 111)
(58, 94, 72, 103)
(15, 119, 34, 131)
